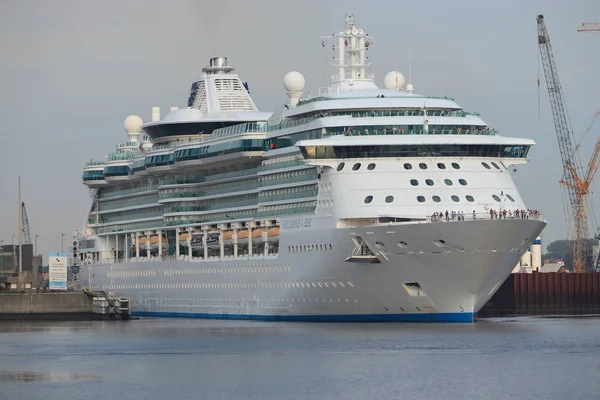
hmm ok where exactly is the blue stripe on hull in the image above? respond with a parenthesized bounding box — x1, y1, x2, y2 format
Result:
(133, 311, 474, 323)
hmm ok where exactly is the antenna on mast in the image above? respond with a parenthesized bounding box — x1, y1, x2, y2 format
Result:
(407, 44, 414, 94)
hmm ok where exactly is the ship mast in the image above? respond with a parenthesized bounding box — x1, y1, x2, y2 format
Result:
(321, 15, 376, 92)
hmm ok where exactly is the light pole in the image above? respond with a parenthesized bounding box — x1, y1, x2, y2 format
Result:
(61, 233, 65, 254)
(11, 233, 15, 273)
(1, 239, 4, 272)
(35, 234, 39, 256)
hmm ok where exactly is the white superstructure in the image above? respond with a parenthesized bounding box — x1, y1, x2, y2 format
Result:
(77, 16, 546, 322)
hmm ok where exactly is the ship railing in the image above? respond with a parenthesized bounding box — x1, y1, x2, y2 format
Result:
(96, 253, 279, 265)
(323, 126, 497, 137)
(297, 94, 456, 107)
(99, 185, 159, 199)
(425, 210, 542, 223)
(85, 160, 105, 167)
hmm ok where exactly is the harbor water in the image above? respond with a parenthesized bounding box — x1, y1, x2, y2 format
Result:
(1, 317, 599, 399)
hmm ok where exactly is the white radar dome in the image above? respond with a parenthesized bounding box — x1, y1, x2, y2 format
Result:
(124, 115, 143, 133)
(283, 71, 305, 92)
(383, 71, 406, 91)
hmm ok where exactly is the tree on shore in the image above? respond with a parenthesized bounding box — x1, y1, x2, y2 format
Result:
(543, 239, 598, 271)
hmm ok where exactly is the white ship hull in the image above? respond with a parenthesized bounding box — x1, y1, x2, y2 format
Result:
(79, 218, 545, 322)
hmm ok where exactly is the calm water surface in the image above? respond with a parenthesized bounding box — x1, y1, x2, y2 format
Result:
(1, 317, 599, 400)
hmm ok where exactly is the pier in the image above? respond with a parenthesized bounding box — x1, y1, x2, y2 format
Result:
(479, 272, 600, 317)
(0, 291, 130, 321)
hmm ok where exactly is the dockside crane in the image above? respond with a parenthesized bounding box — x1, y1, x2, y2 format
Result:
(537, 14, 600, 272)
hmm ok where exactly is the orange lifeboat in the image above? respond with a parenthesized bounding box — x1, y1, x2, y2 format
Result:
(236, 230, 249, 245)
(149, 235, 168, 250)
(267, 227, 280, 243)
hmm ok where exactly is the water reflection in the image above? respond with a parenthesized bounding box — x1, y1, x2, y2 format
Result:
(0, 370, 100, 382)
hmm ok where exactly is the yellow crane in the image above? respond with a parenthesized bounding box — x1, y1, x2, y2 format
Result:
(578, 22, 600, 32)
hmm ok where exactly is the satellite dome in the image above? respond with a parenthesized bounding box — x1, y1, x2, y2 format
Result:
(283, 71, 305, 92)
(383, 71, 406, 91)
(124, 115, 143, 133)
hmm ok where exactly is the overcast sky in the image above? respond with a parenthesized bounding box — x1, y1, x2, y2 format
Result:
(1, 0, 599, 261)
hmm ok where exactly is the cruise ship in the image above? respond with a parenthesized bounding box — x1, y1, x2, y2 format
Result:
(77, 16, 546, 322)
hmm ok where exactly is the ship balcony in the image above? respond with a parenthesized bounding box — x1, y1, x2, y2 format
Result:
(173, 140, 266, 167)
(258, 159, 305, 171)
(98, 199, 160, 213)
(116, 141, 140, 150)
(103, 165, 132, 181)
(257, 188, 318, 204)
(90, 210, 164, 226)
(82, 169, 107, 186)
(164, 198, 258, 215)
(98, 185, 158, 200)
(157, 168, 258, 188)
(257, 160, 314, 175)
(254, 202, 316, 219)
(259, 173, 318, 190)
(158, 183, 259, 202)
(144, 152, 175, 173)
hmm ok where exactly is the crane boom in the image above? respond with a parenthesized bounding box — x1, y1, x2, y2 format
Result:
(578, 22, 600, 32)
(21, 202, 31, 245)
(537, 14, 587, 272)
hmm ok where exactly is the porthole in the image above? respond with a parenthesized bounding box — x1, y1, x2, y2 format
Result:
(458, 179, 467, 186)
(451, 162, 460, 169)
(451, 195, 460, 202)
(417, 195, 425, 203)
(385, 196, 394, 203)
(492, 194, 501, 202)
(410, 179, 419, 186)
(364, 195, 373, 204)
(404, 163, 412, 170)
(465, 195, 475, 202)
(352, 163, 361, 171)
(491, 162, 500, 170)
(444, 179, 453, 186)
(419, 163, 428, 170)
(336, 162, 345, 171)
(482, 162, 491, 169)
(437, 162, 446, 170)
(425, 179, 434, 186)
(432, 195, 441, 203)
(367, 163, 376, 170)
(506, 194, 515, 202)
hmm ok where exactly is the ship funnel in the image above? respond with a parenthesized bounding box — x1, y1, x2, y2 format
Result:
(203, 57, 234, 74)
(210, 57, 228, 68)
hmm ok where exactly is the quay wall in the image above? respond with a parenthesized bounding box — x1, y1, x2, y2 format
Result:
(479, 272, 600, 317)
(0, 292, 93, 319)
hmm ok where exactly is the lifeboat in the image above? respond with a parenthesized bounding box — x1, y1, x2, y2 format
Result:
(179, 232, 204, 249)
(131, 236, 149, 249)
(236, 229, 249, 245)
(206, 231, 220, 249)
(267, 227, 280, 244)
(251, 228, 266, 244)
(222, 231, 235, 245)
(249, 227, 280, 244)
(149, 235, 168, 250)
